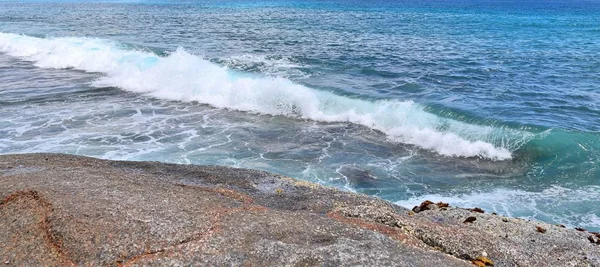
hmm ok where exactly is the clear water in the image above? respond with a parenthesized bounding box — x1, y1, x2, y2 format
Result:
(0, 0, 599, 230)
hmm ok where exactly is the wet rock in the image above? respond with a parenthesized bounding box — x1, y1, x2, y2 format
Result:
(337, 165, 377, 188)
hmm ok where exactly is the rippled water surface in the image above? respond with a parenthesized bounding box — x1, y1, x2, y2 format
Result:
(1, 0, 599, 230)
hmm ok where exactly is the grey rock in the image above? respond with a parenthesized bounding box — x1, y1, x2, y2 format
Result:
(0, 153, 598, 266)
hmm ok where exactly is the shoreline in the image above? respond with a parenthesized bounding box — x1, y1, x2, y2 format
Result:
(1, 153, 598, 266)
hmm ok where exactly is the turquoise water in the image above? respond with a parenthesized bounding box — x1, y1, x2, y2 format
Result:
(0, 0, 599, 230)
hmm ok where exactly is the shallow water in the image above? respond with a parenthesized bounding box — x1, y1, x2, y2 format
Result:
(1, 0, 599, 230)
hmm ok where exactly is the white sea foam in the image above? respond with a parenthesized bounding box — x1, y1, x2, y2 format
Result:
(396, 185, 600, 229)
(219, 54, 308, 79)
(0, 33, 527, 159)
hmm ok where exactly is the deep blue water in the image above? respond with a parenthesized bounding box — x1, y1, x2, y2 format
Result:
(0, 0, 599, 230)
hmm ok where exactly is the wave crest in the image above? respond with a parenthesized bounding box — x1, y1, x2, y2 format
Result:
(0, 33, 530, 159)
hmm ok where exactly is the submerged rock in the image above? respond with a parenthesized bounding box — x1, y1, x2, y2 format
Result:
(337, 165, 378, 188)
(0, 153, 598, 266)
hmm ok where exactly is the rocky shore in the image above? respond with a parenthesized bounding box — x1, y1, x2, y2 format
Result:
(1, 153, 599, 266)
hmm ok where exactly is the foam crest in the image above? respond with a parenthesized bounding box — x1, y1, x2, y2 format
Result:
(218, 54, 307, 78)
(0, 33, 523, 159)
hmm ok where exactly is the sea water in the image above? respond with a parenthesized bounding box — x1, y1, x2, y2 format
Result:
(0, 0, 599, 230)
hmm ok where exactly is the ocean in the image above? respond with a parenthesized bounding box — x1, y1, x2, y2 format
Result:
(0, 0, 599, 230)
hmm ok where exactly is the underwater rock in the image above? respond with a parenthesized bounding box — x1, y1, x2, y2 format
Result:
(337, 165, 378, 188)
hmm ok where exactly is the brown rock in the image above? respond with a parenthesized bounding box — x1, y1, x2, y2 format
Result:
(436, 202, 450, 208)
(472, 256, 494, 266)
(412, 200, 434, 213)
(467, 207, 485, 213)
(463, 216, 477, 224)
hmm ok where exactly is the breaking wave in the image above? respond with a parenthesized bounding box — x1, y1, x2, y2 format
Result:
(0, 33, 533, 159)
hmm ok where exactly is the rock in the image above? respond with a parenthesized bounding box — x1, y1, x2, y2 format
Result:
(412, 200, 435, 213)
(436, 202, 450, 208)
(536, 226, 546, 234)
(337, 165, 378, 188)
(397, 206, 600, 266)
(589, 233, 600, 245)
(1, 153, 599, 266)
(467, 207, 485, 213)
(463, 216, 477, 224)
(472, 256, 493, 266)
(412, 200, 449, 213)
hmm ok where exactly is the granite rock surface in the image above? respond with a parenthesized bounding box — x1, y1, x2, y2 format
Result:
(1, 153, 598, 266)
